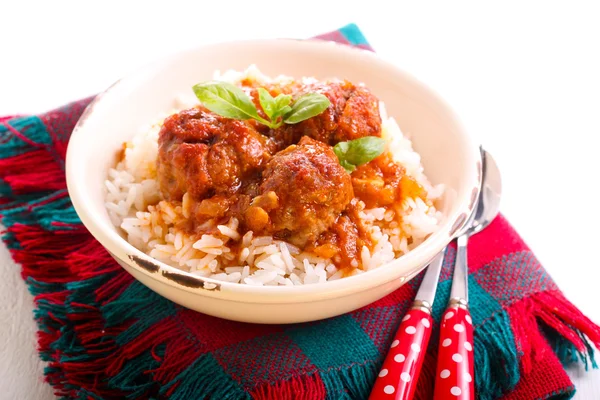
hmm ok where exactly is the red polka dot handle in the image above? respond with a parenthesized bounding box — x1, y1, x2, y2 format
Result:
(434, 305, 475, 399)
(369, 308, 433, 400)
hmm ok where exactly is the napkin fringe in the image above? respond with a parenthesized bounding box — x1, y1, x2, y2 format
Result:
(17, 230, 129, 398)
(319, 362, 379, 399)
(509, 290, 600, 374)
(250, 374, 326, 399)
(0, 115, 137, 397)
(475, 311, 520, 400)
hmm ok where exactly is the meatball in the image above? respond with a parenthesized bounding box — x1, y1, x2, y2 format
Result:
(249, 136, 354, 246)
(272, 81, 382, 148)
(157, 107, 274, 202)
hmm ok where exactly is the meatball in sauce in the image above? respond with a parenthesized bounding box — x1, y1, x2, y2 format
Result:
(156, 78, 418, 269)
(251, 136, 353, 247)
(271, 80, 382, 149)
(157, 106, 276, 202)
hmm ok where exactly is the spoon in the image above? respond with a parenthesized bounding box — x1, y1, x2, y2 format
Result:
(434, 149, 502, 399)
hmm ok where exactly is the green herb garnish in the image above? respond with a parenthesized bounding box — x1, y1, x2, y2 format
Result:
(256, 87, 292, 122)
(283, 93, 330, 124)
(333, 136, 386, 173)
(192, 82, 261, 121)
(192, 81, 330, 129)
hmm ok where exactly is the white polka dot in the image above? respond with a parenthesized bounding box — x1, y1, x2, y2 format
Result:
(402, 314, 411, 322)
(421, 318, 431, 328)
(451, 386, 462, 396)
(384, 385, 395, 394)
(445, 311, 455, 320)
(465, 372, 472, 382)
(400, 372, 411, 382)
(454, 324, 465, 333)
(465, 314, 472, 325)
(464, 342, 473, 351)
(452, 353, 463, 363)
(411, 343, 421, 352)
(378, 369, 388, 377)
(390, 339, 399, 348)
(442, 338, 452, 347)
(405, 326, 416, 334)
(394, 353, 405, 362)
(440, 369, 450, 379)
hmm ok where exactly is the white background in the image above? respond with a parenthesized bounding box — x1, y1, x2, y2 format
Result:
(1, 1, 599, 398)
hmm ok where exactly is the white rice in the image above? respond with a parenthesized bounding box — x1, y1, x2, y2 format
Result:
(104, 66, 444, 286)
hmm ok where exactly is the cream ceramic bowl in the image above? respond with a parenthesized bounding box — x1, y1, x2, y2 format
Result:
(66, 39, 481, 324)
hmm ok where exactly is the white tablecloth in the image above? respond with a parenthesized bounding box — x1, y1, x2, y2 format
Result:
(1, 1, 599, 398)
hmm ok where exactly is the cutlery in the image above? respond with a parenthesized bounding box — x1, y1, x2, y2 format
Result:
(369, 251, 445, 399)
(434, 149, 502, 399)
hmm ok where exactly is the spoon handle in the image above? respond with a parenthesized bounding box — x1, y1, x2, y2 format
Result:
(434, 303, 475, 399)
(369, 306, 433, 400)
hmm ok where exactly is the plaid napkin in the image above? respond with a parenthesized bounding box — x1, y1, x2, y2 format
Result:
(1, 24, 599, 400)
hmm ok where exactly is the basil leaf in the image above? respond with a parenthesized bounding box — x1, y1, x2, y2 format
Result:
(273, 105, 292, 120)
(193, 81, 260, 121)
(332, 141, 349, 159)
(283, 93, 330, 124)
(259, 90, 292, 124)
(271, 94, 292, 120)
(333, 136, 386, 173)
(339, 159, 357, 173)
(192, 81, 329, 129)
(257, 88, 276, 120)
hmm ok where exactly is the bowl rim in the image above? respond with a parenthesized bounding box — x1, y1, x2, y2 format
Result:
(66, 38, 481, 303)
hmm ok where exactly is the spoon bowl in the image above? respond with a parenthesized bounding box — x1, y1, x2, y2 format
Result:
(459, 149, 502, 237)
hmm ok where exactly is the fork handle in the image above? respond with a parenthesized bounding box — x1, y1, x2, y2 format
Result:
(369, 306, 433, 400)
(434, 303, 475, 400)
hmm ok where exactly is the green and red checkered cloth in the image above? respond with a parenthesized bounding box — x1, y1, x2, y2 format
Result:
(1, 24, 599, 400)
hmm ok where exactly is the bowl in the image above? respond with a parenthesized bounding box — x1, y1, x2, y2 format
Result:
(65, 39, 481, 324)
